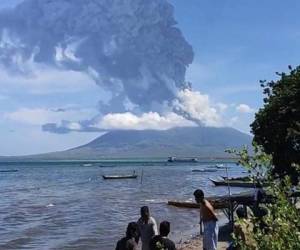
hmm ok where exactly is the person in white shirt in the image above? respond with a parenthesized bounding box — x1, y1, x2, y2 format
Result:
(137, 206, 158, 250)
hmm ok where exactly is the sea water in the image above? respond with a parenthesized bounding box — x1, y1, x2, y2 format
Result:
(0, 161, 249, 249)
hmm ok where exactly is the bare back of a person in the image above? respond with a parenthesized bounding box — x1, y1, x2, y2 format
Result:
(200, 200, 217, 222)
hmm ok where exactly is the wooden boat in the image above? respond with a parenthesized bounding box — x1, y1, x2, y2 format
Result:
(192, 169, 218, 173)
(0, 169, 18, 173)
(167, 200, 199, 208)
(168, 199, 228, 210)
(221, 176, 251, 181)
(168, 191, 257, 210)
(215, 164, 228, 169)
(99, 165, 116, 168)
(102, 174, 138, 180)
(210, 178, 265, 188)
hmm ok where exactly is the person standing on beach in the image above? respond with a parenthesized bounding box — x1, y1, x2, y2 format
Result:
(194, 189, 218, 250)
(137, 206, 158, 250)
(149, 220, 176, 250)
(116, 222, 139, 250)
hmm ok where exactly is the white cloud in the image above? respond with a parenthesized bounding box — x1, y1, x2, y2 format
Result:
(216, 102, 228, 113)
(3, 107, 96, 126)
(173, 89, 222, 126)
(94, 112, 196, 130)
(228, 116, 239, 126)
(236, 104, 255, 113)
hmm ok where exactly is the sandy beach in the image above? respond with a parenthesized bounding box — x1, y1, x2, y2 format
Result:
(178, 224, 231, 250)
(178, 236, 228, 250)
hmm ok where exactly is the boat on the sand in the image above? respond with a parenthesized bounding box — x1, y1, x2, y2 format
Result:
(102, 174, 138, 180)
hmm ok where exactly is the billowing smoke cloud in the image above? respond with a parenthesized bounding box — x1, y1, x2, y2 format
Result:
(173, 89, 221, 127)
(0, 0, 222, 132)
(0, 0, 192, 106)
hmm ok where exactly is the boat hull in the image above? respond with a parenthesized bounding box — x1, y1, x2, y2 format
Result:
(168, 199, 228, 210)
(102, 175, 138, 180)
(210, 178, 264, 188)
(192, 169, 218, 173)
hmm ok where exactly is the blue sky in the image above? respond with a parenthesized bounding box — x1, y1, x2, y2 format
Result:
(0, 0, 299, 156)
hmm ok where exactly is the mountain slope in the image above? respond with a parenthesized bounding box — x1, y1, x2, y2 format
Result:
(1, 127, 252, 160)
(64, 126, 252, 159)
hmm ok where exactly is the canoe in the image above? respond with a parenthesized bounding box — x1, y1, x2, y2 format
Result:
(168, 190, 260, 210)
(221, 176, 251, 181)
(215, 164, 228, 169)
(168, 199, 228, 210)
(167, 200, 199, 208)
(192, 169, 218, 173)
(210, 178, 264, 188)
(102, 175, 138, 180)
(99, 165, 116, 168)
(0, 170, 18, 173)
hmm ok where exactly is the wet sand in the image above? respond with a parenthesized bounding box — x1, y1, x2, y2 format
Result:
(178, 223, 231, 250)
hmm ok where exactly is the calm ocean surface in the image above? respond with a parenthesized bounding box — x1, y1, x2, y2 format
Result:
(0, 160, 249, 250)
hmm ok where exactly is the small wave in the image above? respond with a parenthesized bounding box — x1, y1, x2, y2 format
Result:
(46, 203, 55, 207)
(143, 199, 166, 204)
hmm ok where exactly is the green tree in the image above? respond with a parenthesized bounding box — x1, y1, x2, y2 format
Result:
(230, 146, 300, 250)
(251, 66, 300, 184)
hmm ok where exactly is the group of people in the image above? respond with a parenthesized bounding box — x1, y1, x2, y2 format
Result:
(115, 206, 175, 250)
(116, 189, 219, 250)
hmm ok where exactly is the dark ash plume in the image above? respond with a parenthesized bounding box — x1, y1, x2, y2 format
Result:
(0, 0, 194, 116)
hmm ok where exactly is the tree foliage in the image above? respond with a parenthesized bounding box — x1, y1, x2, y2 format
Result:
(251, 66, 300, 183)
(230, 146, 300, 250)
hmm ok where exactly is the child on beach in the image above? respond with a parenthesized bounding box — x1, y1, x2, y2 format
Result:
(149, 220, 176, 250)
(115, 222, 139, 250)
(194, 189, 218, 250)
(137, 206, 158, 250)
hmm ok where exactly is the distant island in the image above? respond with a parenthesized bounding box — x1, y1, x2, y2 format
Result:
(0, 127, 252, 161)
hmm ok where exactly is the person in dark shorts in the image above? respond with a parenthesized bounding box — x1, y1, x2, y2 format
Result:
(149, 221, 176, 250)
(116, 222, 139, 250)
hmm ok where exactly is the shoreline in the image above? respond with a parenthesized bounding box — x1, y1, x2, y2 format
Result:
(177, 223, 231, 250)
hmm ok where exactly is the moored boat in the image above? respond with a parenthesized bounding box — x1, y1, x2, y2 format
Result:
(98, 165, 116, 168)
(210, 178, 265, 188)
(168, 199, 228, 210)
(215, 164, 228, 169)
(102, 174, 138, 180)
(192, 169, 218, 173)
(0, 169, 18, 173)
(221, 176, 251, 181)
(168, 157, 198, 163)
